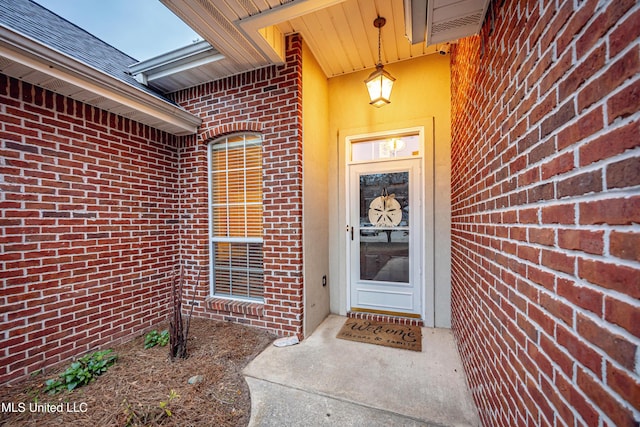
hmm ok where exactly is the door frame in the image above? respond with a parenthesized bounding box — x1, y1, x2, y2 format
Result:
(342, 125, 434, 324)
(347, 158, 423, 317)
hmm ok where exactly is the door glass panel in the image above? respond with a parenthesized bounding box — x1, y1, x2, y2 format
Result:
(359, 172, 409, 283)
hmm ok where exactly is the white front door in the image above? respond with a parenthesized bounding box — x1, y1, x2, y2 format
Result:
(348, 158, 422, 318)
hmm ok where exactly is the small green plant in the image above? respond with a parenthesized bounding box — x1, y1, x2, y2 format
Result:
(159, 389, 180, 417)
(122, 389, 180, 426)
(44, 349, 117, 394)
(144, 329, 169, 349)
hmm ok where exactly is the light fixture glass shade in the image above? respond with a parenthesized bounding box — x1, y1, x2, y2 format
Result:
(365, 64, 395, 107)
(385, 138, 406, 153)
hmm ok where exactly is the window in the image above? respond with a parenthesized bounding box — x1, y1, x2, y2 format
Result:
(209, 133, 263, 300)
(350, 133, 420, 162)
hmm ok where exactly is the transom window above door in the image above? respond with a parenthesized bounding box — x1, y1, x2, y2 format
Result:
(208, 133, 263, 301)
(350, 133, 420, 162)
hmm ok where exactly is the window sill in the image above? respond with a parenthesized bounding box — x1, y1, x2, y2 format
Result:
(206, 297, 264, 317)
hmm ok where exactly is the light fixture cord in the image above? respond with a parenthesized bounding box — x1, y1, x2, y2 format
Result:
(377, 20, 382, 66)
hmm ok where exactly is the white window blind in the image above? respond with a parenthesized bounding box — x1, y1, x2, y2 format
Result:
(209, 133, 263, 300)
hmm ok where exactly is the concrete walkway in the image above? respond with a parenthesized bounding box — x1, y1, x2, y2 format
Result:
(243, 315, 480, 426)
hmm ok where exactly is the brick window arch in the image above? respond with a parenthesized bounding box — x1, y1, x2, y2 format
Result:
(200, 121, 264, 145)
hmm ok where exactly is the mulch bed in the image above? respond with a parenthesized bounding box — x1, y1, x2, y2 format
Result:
(0, 319, 275, 427)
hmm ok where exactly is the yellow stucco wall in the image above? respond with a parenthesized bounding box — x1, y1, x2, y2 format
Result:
(327, 53, 452, 327)
(328, 54, 451, 131)
(302, 41, 331, 336)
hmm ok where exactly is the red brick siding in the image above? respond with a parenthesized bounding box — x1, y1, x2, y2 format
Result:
(0, 75, 180, 384)
(451, 1, 639, 426)
(169, 34, 304, 337)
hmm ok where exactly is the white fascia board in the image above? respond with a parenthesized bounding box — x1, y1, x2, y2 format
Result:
(131, 45, 225, 83)
(0, 26, 201, 135)
(404, 0, 428, 45)
(161, 0, 268, 67)
(145, 52, 225, 82)
(129, 40, 218, 74)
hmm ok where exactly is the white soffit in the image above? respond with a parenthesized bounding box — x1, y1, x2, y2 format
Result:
(236, 0, 348, 64)
(161, 0, 490, 81)
(162, 0, 347, 67)
(426, 0, 491, 45)
(160, 0, 272, 70)
(128, 40, 226, 92)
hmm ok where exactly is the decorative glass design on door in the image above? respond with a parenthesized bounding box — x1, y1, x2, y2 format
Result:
(359, 172, 409, 283)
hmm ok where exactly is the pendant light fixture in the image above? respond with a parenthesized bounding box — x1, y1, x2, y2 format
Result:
(365, 16, 395, 107)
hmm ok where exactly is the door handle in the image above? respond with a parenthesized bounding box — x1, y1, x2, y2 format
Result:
(347, 225, 354, 241)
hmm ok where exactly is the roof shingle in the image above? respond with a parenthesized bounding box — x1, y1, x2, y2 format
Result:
(0, 0, 173, 102)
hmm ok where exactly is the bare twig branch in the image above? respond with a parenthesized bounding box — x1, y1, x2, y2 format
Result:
(169, 265, 205, 360)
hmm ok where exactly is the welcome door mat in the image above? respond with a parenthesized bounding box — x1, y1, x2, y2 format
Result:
(336, 318, 422, 352)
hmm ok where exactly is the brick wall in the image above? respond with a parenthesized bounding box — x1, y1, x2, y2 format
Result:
(0, 32, 304, 384)
(450, 1, 639, 426)
(169, 34, 304, 338)
(0, 75, 180, 383)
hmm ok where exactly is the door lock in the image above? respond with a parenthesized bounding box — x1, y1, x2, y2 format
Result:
(346, 225, 354, 240)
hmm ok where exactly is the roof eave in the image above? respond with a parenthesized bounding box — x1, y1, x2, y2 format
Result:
(129, 39, 216, 74)
(129, 40, 225, 87)
(0, 26, 201, 136)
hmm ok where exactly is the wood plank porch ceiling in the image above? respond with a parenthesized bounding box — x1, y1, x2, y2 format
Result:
(160, 0, 485, 84)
